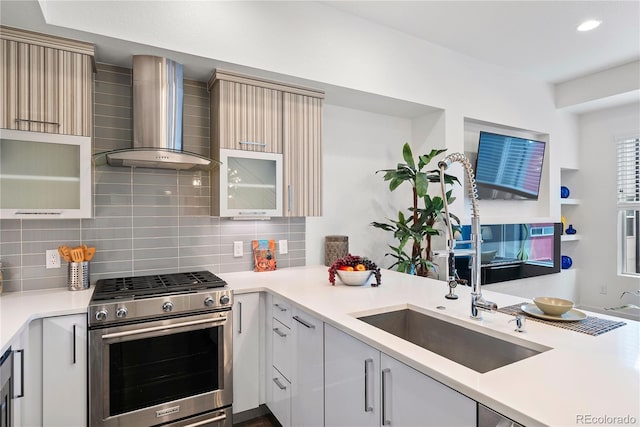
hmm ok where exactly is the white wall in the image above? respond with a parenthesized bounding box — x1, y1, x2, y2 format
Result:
(307, 104, 438, 267)
(575, 102, 640, 318)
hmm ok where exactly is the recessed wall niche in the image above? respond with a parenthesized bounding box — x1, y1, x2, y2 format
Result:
(462, 117, 551, 224)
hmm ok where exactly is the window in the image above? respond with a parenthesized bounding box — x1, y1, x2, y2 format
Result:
(617, 136, 640, 276)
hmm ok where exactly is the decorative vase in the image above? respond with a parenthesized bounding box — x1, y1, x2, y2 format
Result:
(566, 224, 577, 235)
(561, 255, 573, 269)
(560, 186, 570, 199)
(324, 235, 349, 266)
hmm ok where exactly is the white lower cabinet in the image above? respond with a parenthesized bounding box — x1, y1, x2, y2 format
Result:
(380, 353, 476, 426)
(290, 307, 323, 427)
(270, 366, 291, 427)
(14, 317, 43, 427)
(233, 292, 261, 414)
(325, 324, 380, 426)
(42, 313, 88, 427)
(267, 299, 324, 427)
(325, 324, 476, 427)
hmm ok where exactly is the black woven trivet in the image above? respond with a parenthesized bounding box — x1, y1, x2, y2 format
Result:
(498, 303, 626, 336)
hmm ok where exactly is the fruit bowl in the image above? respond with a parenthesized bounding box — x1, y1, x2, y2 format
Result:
(533, 296, 574, 316)
(328, 254, 381, 286)
(336, 269, 374, 286)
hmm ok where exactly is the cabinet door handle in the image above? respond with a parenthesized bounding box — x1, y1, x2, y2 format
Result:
(273, 303, 287, 312)
(273, 377, 287, 391)
(364, 358, 373, 413)
(14, 211, 63, 216)
(382, 368, 391, 425)
(15, 118, 60, 126)
(238, 301, 243, 334)
(239, 141, 267, 147)
(293, 315, 316, 329)
(14, 349, 25, 398)
(273, 327, 287, 338)
(288, 185, 293, 212)
(72, 324, 77, 364)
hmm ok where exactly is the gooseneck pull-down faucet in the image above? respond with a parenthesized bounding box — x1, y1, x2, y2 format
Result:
(438, 153, 497, 320)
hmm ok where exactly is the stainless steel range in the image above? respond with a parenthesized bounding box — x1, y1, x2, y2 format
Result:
(88, 271, 233, 427)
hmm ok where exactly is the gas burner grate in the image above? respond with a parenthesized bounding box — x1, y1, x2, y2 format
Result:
(92, 270, 226, 301)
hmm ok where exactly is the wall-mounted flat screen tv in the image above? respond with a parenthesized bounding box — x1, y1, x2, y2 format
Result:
(474, 131, 546, 200)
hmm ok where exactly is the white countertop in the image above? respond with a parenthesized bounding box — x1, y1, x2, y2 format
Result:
(1, 287, 93, 355)
(1, 266, 638, 426)
(218, 266, 640, 427)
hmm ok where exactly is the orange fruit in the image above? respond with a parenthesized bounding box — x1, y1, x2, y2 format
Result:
(355, 264, 366, 271)
(339, 265, 354, 271)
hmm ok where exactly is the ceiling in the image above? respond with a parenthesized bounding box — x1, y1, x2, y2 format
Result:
(0, 1, 638, 115)
(323, 1, 640, 84)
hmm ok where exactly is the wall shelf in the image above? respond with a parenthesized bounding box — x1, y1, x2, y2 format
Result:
(560, 198, 580, 205)
(561, 234, 581, 242)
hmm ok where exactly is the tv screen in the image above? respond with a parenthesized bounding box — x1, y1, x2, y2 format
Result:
(474, 131, 546, 200)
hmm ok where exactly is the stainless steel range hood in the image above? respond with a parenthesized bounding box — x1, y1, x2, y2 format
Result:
(100, 55, 215, 171)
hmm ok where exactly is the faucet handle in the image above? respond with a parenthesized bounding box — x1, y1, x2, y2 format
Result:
(509, 315, 526, 332)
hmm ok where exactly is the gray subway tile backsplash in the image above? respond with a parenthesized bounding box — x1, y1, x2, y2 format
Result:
(0, 62, 306, 293)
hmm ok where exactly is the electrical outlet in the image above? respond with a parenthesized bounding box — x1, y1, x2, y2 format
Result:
(600, 285, 608, 295)
(46, 249, 61, 269)
(279, 239, 288, 254)
(233, 241, 243, 257)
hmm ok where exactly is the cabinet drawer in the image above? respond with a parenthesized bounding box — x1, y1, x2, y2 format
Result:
(272, 297, 292, 328)
(269, 366, 291, 427)
(272, 318, 292, 381)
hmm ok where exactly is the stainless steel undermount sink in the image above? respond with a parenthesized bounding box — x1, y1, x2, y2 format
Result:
(358, 308, 550, 373)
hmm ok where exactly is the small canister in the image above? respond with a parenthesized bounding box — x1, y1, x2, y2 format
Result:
(68, 261, 90, 291)
(324, 235, 349, 266)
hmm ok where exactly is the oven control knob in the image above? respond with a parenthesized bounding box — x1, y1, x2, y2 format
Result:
(162, 301, 174, 312)
(219, 294, 230, 305)
(95, 310, 108, 321)
(204, 296, 215, 307)
(116, 307, 128, 319)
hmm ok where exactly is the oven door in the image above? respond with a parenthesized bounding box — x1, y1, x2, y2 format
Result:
(89, 311, 232, 427)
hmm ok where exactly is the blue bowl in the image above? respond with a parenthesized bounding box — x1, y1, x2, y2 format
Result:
(561, 255, 573, 269)
(560, 186, 570, 199)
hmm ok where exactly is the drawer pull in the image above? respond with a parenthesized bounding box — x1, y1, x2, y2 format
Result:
(293, 315, 316, 329)
(273, 327, 287, 338)
(273, 377, 287, 391)
(273, 303, 288, 312)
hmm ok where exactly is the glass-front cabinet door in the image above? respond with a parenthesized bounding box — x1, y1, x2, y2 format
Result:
(218, 148, 283, 217)
(0, 129, 92, 218)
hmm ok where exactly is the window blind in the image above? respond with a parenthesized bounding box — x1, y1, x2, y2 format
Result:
(617, 137, 640, 207)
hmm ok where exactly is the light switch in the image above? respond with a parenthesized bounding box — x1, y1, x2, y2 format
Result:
(233, 241, 243, 257)
(279, 240, 288, 254)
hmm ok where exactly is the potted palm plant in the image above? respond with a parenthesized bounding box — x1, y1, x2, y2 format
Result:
(371, 143, 460, 277)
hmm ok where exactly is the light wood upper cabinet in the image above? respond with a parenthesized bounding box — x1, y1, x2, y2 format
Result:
(211, 78, 282, 153)
(209, 69, 323, 217)
(283, 93, 322, 217)
(0, 26, 94, 137)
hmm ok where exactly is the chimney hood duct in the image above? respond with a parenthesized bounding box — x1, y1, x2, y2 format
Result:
(103, 55, 215, 171)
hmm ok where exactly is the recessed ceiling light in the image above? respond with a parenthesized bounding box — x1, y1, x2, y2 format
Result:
(577, 20, 601, 32)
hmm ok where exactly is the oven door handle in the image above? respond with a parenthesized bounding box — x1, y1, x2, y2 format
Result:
(183, 412, 227, 427)
(101, 316, 228, 340)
